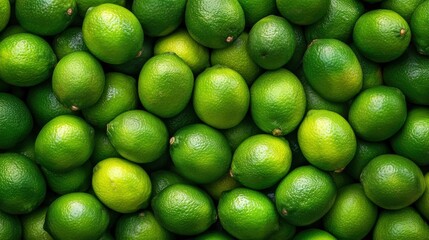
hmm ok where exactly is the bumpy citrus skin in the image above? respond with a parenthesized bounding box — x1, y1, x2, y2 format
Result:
(381, 0, 424, 23)
(75, 0, 126, 17)
(53, 27, 89, 60)
(293, 229, 337, 240)
(411, 0, 429, 55)
(360, 154, 426, 210)
(0, 93, 33, 149)
(275, 165, 337, 226)
(15, 0, 76, 36)
(151, 184, 217, 236)
(0, 0, 10, 32)
(21, 207, 53, 240)
(303, 38, 362, 103)
(277, 0, 330, 25)
(0, 153, 46, 215)
(185, 0, 245, 49)
(0, 210, 22, 240)
(0, 33, 57, 87)
(218, 188, 279, 239)
(82, 3, 144, 64)
(237, 0, 277, 27)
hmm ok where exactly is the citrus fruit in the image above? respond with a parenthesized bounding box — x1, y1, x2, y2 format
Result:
(277, 0, 330, 25)
(92, 157, 152, 213)
(0, 33, 56, 87)
(303, 38, 362, 102)
(410, 0, 429, 55)
(185, 0, 245, 49)
(44, 192, 110, 240)
(345, 139, 390, 180)
(360, 154, 426, 209)
(218, 187, 279, 239)
(151, 183, 217, 236)
(0, 92, 33, 149)
(154, 28, 210, 74)
(416, 173, 429, 221)
(210, 32, 262, 85)
(193, 65, 249, 129)
(82, 3, 144, 64)
(353, 9, 411, 63)
(150, 169, 189, 197)
(348, 86, 407, 142)
(298, 110, 357, 171)
(390, 107, 429, 166)
(132, 0, 186, 37)
(203, 172, 241, 201)
(293, 228, 337, 240)
(0, 0, 10, 32)
(0, 210, 22, 240)
(106, 110, 168, 163)
(15, 0, 76, 36)
(275, 165, 337, 226)
(115, 210, 173, 240)
(169, 123, 232, 184)
(195, 231, 234, 240)
(268, 218, 296, 240)
(0, 25, 27, 41)
(373, 207, 429, 239)
(0, 153, 46, 214)
(231, 134, 292, 190)
(82, 72, 138, 128)
(350, 43, 383, 90)
(21, 207, 53, 240)
(41, 161, 92, 195)
(250, 69, 306, 136)
(381, 0, 424, 23)
(323, 183, 378, 239)
(52, 27, 89, 60)
(138, 53, 194, 118)
(163, 102, 201, 136)
(75, 0, 126, 18)
(90, 130, 120, 164)
(305, 0, 365, 42)
(284, 24, 307, 71)
(35, 115, 95, 172)
(221, 115, 263, 151)
(11, 133, 37, 162)
(247, 15, 296, 70)
(383, 45, 429, 106)
(52, 51, 105, 111)
(26, 81, 76, 127)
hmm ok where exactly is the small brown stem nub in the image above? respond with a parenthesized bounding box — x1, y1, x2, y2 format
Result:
(272, 128, 282, 136)
(70, 105, 79, 111)
(136, 50, 143, 58)
(66, 8, 73, 16)
(400, 28, 407, 36)
(281, 208, 288, 216)
(225, 36, 234, 43)
(169, 137, 175, 145)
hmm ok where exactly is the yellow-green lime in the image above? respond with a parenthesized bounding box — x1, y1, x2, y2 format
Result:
(0, 0, 10, 32)
(221, 115, 263, 151)
(35, 115, 95, 172)
(21, 207, 53, 240)
(41, 161, 92, 195)
(360, 154, 426, 209)
(92, 157, 152, 213)
(237, 0, 277, 27)
(138, 53, 194, 118)
(293, 229, 337, 240)
(0, 153, 46, 214)
(0, 33, 57, 87)
(169, 123, 232, 184)
(298, 110, 356, 171)
(0, 93, 33, 149)
(218, 187, 279, 239)
(82, 72, 138, 128)
(231, 134, 292, 190)
(411, 0, 429, 55)
(250, 69, 306, 136)
(106, 110, 168, 163)
(44, 192, 110, 240)
(203, 172, 242, 201)
(52, 27, 89, 60)
(151, 183, 217, 236)
(383, 44, 429, 106)
(305, 0, 365, 42)
(348, 86, 407, 142)
(323, 183, 378, 239)
(211, 32, 262, 85)
(82, 3, 144, 64)
(391, 107, 429, 166)
(195, 231, 234, 240)
(0, 25, 27, 41)
(0, 210, 22, 240)
(26, 81, 76, 127)
(373, 207, 429, 239)
(193, 65, 249, 129)
(277, 0, 330, 25)
(275, 165, 337, 226)
(132, 0, 186, 37)
(52, 51, 105, 111)
(115, 210, 173, 240)
(154, 28, 209, 74)
(185, 0, 245, 49)
(89, 130, 120, 164)
(15, 0, 76, 36)
(303, 38, 362, 102)
(248, 15, 296, 70)
(353, 9, 411, 63)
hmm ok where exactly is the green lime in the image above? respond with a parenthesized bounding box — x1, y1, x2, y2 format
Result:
(89, 130, 120, 165)
(237, 0, 277, 27)
(293, 228, 337, 240)
(277, 0, 330, 25)
(52, 27, 89, 60)
(0, 0, 10, 32)
(381, 0, 424, 23)
(221, 115, 263, 151)
(21, 207, 53, 240)
(410, 0, 429, 55)
(0, 210, 22, 240)
(150, 169, 189, 197)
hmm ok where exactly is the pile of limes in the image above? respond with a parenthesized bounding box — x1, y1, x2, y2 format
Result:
(1, 0, 429, 239)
